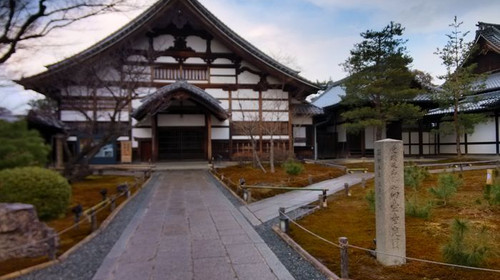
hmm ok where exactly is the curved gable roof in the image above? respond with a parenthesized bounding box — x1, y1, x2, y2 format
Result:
(132, 80, 229, 121)
(476, 22, 500, 53)
(19, 0, 319, 95)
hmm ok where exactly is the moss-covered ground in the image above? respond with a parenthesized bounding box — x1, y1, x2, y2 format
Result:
(289, 169, 500, 280)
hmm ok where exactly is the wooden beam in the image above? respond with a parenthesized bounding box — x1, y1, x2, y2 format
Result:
(206, 113, 212, 161)
(152, 114, 158, 162)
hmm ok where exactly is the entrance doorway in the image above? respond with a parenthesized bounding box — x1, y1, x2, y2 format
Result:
(158, 127, 205, 160)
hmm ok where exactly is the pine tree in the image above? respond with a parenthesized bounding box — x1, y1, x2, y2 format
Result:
(434, 17, 486, 158)
(341, 22, 424, 140)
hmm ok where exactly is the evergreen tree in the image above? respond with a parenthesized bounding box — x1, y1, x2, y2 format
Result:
(341, 22, 424, 140)
(434, 17, 486, 158)
(0, 119, 50, 169)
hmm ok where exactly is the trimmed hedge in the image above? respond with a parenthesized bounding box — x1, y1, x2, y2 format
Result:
(0, 167, 71, 220)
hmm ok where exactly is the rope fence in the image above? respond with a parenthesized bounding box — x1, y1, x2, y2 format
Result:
(278, 209, 500, 277)
(2, 178, 147, 260)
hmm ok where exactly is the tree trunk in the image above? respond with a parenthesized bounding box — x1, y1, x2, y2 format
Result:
(454, 100, 462, 158)
(250, 137, 266, 173)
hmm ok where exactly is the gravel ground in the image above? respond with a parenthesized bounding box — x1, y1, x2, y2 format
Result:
(209, 173, 328, 280)
(13, 171, 326, 280)
(15, 173, 159, 280)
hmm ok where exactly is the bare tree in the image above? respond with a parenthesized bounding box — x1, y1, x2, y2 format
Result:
(0, 0, 127, 64)
(48, 44, 152, 180)
(261, 92, 289, 173)
(234, 93, 266, 173)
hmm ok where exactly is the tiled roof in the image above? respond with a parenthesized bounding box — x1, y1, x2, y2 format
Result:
(20, 0, 318, 91)
(27, 111, 67, 130)
(311, 80, 345, 108)
(427, 89, 500, 116)
(132, 80, 229, 121)
(476, 22, 500, 52)
(483, 71, 500, 90)
(292, 103, 324, 116)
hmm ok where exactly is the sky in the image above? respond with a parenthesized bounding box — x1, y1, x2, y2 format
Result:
(1, 0, 499, 114)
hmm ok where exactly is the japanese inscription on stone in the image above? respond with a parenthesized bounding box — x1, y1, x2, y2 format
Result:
(374, 139, 406, 266)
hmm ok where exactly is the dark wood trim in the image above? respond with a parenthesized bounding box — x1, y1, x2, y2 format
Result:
(418, 121, 424, 157)
(152, 114, 158, 162)
(228, 90, 233, 159)
(496, 111, 499, 155)
(258, 90, 263, 153)
(464, 133, 468, 154)
(206, 113, 212, 160)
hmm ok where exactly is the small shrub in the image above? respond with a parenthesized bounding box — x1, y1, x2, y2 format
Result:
(484, 183, 500, 205)
(405, 197, 432, 219)
(442, 219, 490, 267)
(404, 164, 429, 191)
(282, 160, 304, 176)
(0, 167, 71, 220)
(365, 189, 375, 212)
(429, 173, 462, 205)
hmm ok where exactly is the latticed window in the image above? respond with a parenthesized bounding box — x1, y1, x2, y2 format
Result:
(153, 65, 208, 81)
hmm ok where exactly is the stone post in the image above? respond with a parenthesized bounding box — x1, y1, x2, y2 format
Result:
(374, 139, 406, 266)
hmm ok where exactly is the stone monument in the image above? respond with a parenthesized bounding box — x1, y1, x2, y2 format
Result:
(374, 139, 406, 266)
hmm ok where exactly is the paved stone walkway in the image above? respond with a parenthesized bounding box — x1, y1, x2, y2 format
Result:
(92, 171, 293, 280)
(241, 172, 374, 226)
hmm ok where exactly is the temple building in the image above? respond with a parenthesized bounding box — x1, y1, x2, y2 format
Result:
(18, 0, 321, 163)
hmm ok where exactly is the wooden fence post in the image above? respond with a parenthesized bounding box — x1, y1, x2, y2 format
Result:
(322, 189, 328, 208)
(339, 237, 349, 279)
(90, 209, 97, 232)
(344, 183, 349, 196)
(279, 207, 289, 233)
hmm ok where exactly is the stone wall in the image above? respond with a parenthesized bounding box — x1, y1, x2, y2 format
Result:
(0, 203, 58, 261)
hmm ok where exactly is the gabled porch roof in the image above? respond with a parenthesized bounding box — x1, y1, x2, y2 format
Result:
(132, 80, 229, 121)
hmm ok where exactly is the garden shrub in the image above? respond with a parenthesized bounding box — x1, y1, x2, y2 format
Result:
(365, 189, 375, 212)
(442, 219, 490, 267)
(429, 173, 462, 205)
(484, 183, 500, 205)
(404, 164, 429, 191)
(0, 167, 71, 220)
(282, 160, 304, 176)
(405, 196, 432, 219)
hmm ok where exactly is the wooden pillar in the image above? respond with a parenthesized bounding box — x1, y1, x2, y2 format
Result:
(418, 120, 424, 157)
(206, 113, 212, 161)
(55, 134, 65, 169)
(152, 114, 158, 162)
(495, 111, 499, 155)
(464, 133, 468, 155)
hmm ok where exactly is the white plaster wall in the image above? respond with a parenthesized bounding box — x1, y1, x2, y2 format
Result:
(210, 68, 235, 75)
(127, 55, 147, 62)
(240, 61, 259, 71)
(338, 125, 347, 142)
(184, 57, 206, 64)
(132, 99, 142, 110)
(205, 89, 228, 99)
(411, 146, 419, 154)
(267, 76, 281, 84)
(440, 133, 464, 143)
(132, 128, 152, 148)
(117, 136, 130, 141)
(233, 89, 259, 99)
(238, 71, 260, 84)
(96, 110, 129, 122)
(157, 114, 204, 127)
(467, 118, 495, 142)
(212, 58, 232, 64)
(292, 116, 313, 125)
(262, 111, 289, 121)
(262, 135, 289, 140)
(365, 126, 375, 149)
(65, 86, 88, 96)
(186, 36, 206, 52)
(211, 39, 231, 53)
(61, 110, 88, 121)
(155, 56, 177, 63)
(219, 100, 229, 110)
(232, 111, 259, 121)
(212, 127, 230, 140)
(211, 116, 230, 126)
(294, 127, 306, 138)
(467, 144, 496, 154)
(263, 100, 288, 110)
(232, 100, 259, 110)
(153, 35, 174, 51)
(411, 132, 419, 144)
(402, 132, 409, 144)
(262, 89, 288, 99)
(210, 76, 236, 84)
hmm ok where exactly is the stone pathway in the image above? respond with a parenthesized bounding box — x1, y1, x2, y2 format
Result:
(241, 172, 374, 226)
(92, 171, 293, 280)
